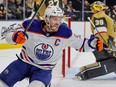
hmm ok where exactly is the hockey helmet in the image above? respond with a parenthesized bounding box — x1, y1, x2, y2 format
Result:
(90, 1, 108, 13)
(44, 6, 64, 26)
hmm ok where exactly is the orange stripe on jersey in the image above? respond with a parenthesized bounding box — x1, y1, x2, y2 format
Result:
(79, 47, 83, 52)
(22, 49, 30, 62)
(94, 31, 107, 36)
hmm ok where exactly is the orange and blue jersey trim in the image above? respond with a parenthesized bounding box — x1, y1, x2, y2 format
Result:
(22, 19, 72, 39)
(94, 31, 107, 36)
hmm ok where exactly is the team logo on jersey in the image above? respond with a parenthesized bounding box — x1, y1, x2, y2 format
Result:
(34, 43, 54, 61)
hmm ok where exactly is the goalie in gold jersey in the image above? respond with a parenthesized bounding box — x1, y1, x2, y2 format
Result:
(75, 1, 116, 80)
(90, 1, 116, 62)
(90, 1, 115, 43)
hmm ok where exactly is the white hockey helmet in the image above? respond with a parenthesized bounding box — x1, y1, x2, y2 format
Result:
(44, 6, 64, 26)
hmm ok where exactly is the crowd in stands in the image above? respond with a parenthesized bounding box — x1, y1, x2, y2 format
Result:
(0, 0, 35, 20)
(0, 0, 116, 21)
(108, 5, 116, 21)
(63, 0, 116, 21)
(0, 0, 6, 19)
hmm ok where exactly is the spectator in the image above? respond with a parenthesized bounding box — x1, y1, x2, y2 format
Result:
(7, 0, 17, 19)
(110, 5, 116, 21)
(15, 0, 23, 19)
(25, 0, 34, 18)
(84, 0, 92, 21)
(0, 0, 6, 19)
(84, 0, 90, 11)
(64, 1, 78, 21)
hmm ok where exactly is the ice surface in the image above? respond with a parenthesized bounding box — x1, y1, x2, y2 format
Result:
(0, 48, 116, 87)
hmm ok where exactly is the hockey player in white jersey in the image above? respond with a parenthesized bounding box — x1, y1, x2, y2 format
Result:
(0, 6, 103, 87)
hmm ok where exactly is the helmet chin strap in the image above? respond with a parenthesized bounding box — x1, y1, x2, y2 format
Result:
(46, 22, 54, 32)
(44, 19, 52, 31)
(45, 17, 62, 32)
(45, 20, 59, 32)
(45, 22, 56, 32)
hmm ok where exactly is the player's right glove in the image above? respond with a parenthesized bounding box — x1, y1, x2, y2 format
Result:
(88, 35, 103, 51)
(12, 31, 28, 44)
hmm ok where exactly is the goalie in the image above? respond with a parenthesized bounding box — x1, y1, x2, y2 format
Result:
(75, 1, 116, 80)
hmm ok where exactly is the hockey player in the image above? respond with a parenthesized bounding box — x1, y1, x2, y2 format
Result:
(75, 1, 116, 80)
(90, 1, 116, 62)
(0, 6, 103, 87)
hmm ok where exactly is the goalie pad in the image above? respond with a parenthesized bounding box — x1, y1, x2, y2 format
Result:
(75, 58, 116, 80)
(93, 50, 112, 62)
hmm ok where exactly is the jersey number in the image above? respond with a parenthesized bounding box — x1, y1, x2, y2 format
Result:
(48, 0, 59, 6)
(95, 20, 104, 26)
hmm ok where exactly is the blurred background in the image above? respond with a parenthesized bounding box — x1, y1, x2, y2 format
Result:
(0, 0, 116, 21)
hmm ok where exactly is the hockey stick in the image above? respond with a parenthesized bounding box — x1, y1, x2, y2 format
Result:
(24, 0, 46, 33)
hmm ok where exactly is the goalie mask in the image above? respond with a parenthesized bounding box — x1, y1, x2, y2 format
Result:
(90, 1, 108, 13)
(44, 6, 64, 31)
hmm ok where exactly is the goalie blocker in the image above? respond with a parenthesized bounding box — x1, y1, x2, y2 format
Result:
(75, 57, 116, 80)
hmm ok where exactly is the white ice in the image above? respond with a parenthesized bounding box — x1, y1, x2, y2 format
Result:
(0, 48, 116, 87)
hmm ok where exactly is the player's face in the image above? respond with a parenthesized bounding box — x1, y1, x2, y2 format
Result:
(49, 16, 62, 32)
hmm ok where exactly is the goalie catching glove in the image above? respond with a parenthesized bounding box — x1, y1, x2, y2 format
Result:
(88, 35, 103, 51)
(12, 31, 28, 44)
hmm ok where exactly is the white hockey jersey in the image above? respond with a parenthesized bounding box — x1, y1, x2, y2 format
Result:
(6, 19, 97, 70)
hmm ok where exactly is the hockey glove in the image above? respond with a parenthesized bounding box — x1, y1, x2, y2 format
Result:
(88, 35, 103, 51)
(12, 31, 28, 44)
(96, 38, 103, 51)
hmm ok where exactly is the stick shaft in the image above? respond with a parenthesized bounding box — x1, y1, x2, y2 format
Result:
(24, 0, 46, 33)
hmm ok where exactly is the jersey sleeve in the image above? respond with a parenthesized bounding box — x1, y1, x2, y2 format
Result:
(5, 23, 24, 44)
(22, 20, 30, 29)
(5, 32, 16, 44)
(67, 34, 96, 52)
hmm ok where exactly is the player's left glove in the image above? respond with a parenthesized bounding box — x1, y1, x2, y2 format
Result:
(88, 35, 103, 51)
